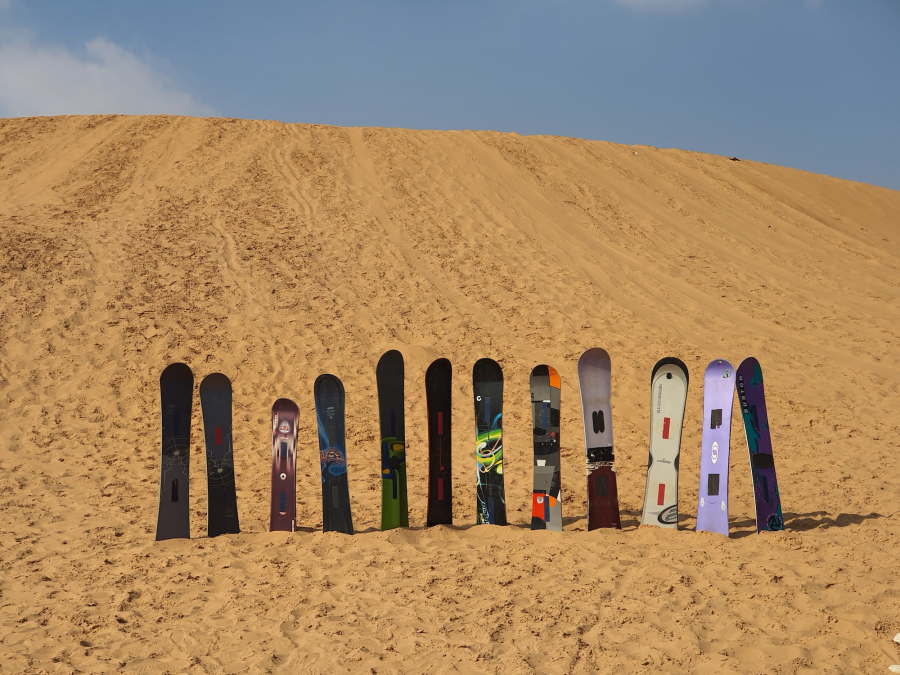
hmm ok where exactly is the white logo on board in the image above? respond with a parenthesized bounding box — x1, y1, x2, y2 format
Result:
(711, 441, 719, 463)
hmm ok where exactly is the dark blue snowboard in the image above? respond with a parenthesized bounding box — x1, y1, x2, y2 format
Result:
(200, 373, 239, 537)
(315, 374, 354, 535)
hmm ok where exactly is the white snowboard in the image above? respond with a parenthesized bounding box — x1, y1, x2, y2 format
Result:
(641, 358, 689, 528)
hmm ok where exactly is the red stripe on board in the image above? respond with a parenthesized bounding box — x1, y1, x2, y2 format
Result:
(657, 483, 665, 506)
(531, 494, 544, 519)
(662, 417, 670, 439)
(215, 427, 222, 445)
(438, 478, 444, 501)
(437, 412, 443, 435)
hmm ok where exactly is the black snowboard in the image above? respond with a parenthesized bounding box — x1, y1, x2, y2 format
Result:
(199, 373, 240, 537)
(156, 362, 193, 540)
(426, 358, 453, 526)
(315, 374, 354, 535)
(473, 358, 506, 526)
(377, 350, 408, 530)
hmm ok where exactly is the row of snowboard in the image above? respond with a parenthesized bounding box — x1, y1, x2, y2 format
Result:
(156, 349, 783, 540)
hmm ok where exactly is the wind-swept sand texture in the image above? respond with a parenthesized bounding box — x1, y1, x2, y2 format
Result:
(1, 115, 900, 673)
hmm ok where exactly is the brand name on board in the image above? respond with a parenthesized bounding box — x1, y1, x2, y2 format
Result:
(738, 375, 749, 413)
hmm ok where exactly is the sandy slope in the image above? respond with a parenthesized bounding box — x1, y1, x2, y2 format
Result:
(1, 115, 899, 674)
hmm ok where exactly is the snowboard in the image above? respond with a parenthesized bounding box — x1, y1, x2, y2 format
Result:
(425, 358, 453, 526)
(530, 365, 563, 531)
(199, 373, 240, 537)
(473, 358, 506, 526)
(269, 398, 299, 532)
(736, 357, 785, 533)
(696, 359, 735, 536)
(641, 358, 689, 529)
(578, 348, 620, 530)
(377, 350, 408, 530)
(156, 362, 194, 540)
(315, 374, 354, 535)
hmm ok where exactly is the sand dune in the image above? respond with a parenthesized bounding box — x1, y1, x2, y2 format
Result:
(1, 114, 899, 673)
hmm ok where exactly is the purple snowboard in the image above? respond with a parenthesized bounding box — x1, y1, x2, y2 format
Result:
(736, 357, 784, 533)
(696, 359, 735, 536)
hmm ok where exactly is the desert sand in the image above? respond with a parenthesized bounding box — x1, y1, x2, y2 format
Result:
(1, 115, 899, 674)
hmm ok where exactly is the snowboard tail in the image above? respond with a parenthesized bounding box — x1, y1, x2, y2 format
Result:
(426, 358, 453, 526)
(315, 374, 354, 535)
(157, 362, 194, 541)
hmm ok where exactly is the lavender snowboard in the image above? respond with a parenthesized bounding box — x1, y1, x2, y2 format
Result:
(736, 357, 785, 533)
(696, 359, 735, 536)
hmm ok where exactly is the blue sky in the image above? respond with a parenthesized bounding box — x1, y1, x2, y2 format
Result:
(0, 1, 897, 190)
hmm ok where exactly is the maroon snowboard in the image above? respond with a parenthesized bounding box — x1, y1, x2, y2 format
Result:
(426, 358, 453, 526)
(270, 398, 299, 532)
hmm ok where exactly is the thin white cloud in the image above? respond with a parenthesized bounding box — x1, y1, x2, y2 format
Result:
(0, 36, 214, 117)
(614, 0, 708, 9)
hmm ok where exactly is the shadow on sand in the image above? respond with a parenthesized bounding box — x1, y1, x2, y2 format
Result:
(322, 511, 892, 537)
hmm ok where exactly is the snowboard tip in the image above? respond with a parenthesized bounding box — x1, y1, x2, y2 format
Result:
(547, 365, 560, 388)
(577, 347, 611, 369)
(160, 362, 193, 383)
